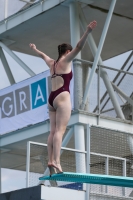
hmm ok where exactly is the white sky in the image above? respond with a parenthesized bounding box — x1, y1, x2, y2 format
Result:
(0, 50, 132, 193)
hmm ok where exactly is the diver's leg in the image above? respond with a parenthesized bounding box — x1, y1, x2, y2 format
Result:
(47, 103, 56, 165)
(53, 92, 71, 171)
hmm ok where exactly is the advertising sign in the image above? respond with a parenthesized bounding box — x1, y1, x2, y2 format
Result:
(0, 67, 74, 135)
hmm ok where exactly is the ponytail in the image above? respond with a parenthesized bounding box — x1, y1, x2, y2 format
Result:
(56, 43, 72, 63)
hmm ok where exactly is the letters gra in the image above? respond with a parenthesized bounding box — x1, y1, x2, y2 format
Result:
(0, 78, 47, 119)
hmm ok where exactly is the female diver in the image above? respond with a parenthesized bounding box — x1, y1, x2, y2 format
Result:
(29, 20, 97, 175)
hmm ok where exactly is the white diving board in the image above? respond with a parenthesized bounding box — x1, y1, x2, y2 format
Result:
(39, 172, 133, 188)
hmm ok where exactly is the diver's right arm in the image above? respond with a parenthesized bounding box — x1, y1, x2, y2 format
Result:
(64, 20, 97, 63)
(29, 43, 54, 68)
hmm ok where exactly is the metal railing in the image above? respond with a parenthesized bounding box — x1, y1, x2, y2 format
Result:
(26, 141, 87, 188)
(26, 125, 129, 198)
(73, 52, 133, 122)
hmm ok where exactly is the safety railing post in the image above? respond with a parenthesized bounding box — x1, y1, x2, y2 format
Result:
(105, 157, 109, 193)
(86, 124, 91, 200)
(122, 159, 126, 196)
(26, 141, 31, 188)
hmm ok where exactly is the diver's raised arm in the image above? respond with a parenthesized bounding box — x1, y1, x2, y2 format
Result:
(64, 20, 97, 62)
(29, 43, 54, 68)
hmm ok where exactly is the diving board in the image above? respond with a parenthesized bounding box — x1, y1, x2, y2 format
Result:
(39, 173, 133, 188)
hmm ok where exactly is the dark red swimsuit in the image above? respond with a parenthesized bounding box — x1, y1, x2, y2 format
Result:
(48, 61, 73, 107)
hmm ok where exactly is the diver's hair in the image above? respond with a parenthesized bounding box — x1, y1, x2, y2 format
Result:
(56, 43, 73, 62)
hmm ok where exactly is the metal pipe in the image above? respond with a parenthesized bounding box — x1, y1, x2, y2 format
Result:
(112, 82, 133, 106)
(97, 66, 100, 125)
(74, 125, 86, 173)
(0, 47, 15, 85)
(0, 149, 1, 193)
(83, 66, 90, 112)
(132, 106, 133, 123)
(26, 141, 31, 188)
(105, 157, 109, 175)
(91, 152, 126, 161)
(74, 58, 93, 66)
(61, 127, 74, 153)
(79, 1, 125, 120)
(4, 0, 8, 19)
(86, 125, 90, 173)
(69, 2, 83, 109)
(80, 0, 117, 108)
(123, 160, 126, 177)
(86, 124, 90, 200)
(74, 58, 133, 76)
(122, 160, 126, 196)
(0, 42, 35, 76)
(19, 0, 34, 4)
(69, 2, 86, 190)
(105, 157, 109, 193)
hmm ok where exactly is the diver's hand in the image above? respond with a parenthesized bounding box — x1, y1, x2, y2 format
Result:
(29, 43, 36, 50)
(87, 20, 97, 32)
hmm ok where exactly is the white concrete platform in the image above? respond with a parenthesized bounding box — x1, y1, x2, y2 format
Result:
(0, 185, 132, 200)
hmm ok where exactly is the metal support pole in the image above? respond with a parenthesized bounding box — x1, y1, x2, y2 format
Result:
(123, 160, 126, 177)
(61, 127, 74, 153)
(79, 4, 124, 119)
(105, 157, 109, 193)
(132, 106, 133, 123)
(122, 160, 126, 196)
(69, 2, 83, 109)
(0, 42, 35, 76)
(0, 47, 15, 85)
(97, 66, 100, 124)
(5, 0, 8, 18)
(86, 124, 90, 200)
(74, 125, 86, 173)
(0, 149, 1, 193)
(79, 1, 124, 119)
(26, 141, 31, 188)
(74, 125, 86, 192)
(80, 0, 117, 108)
(112, 82, 133, 106)
(69, 2, 86, 192)
(83, 66, 90, 112)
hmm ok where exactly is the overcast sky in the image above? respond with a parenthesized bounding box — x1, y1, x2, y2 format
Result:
(0, 50, 132, 193)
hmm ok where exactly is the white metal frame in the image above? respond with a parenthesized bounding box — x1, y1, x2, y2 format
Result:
(26, 126, 128, 199)
(0, 0, 64, 34)
(79, 0, 124, 121)
(0, 150, 1, 193)
(26, 141, 86, 188)
(69, 1, 86, 180)
(19, 0, 36, 4)
(0, 42, 35, 77)
(0, 47, 15, 84)
(4, 0, 8, 19)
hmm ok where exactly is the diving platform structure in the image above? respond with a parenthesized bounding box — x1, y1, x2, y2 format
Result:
(39, 172, 133, 188)
(0, 0, 133, 199)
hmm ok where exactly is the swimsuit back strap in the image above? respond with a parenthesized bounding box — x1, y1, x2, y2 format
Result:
(53, 60, 56, 74)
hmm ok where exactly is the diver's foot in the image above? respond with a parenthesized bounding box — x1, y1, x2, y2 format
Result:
(51, 162, 63, 174)
(48, 163, 57, 176)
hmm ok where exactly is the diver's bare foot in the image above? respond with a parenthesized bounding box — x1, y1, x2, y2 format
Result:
(48, 163, 57, 176)
(51, 162, 63, 174)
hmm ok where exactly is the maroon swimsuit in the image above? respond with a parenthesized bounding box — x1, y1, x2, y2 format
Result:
(48, 61, 73, 107)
